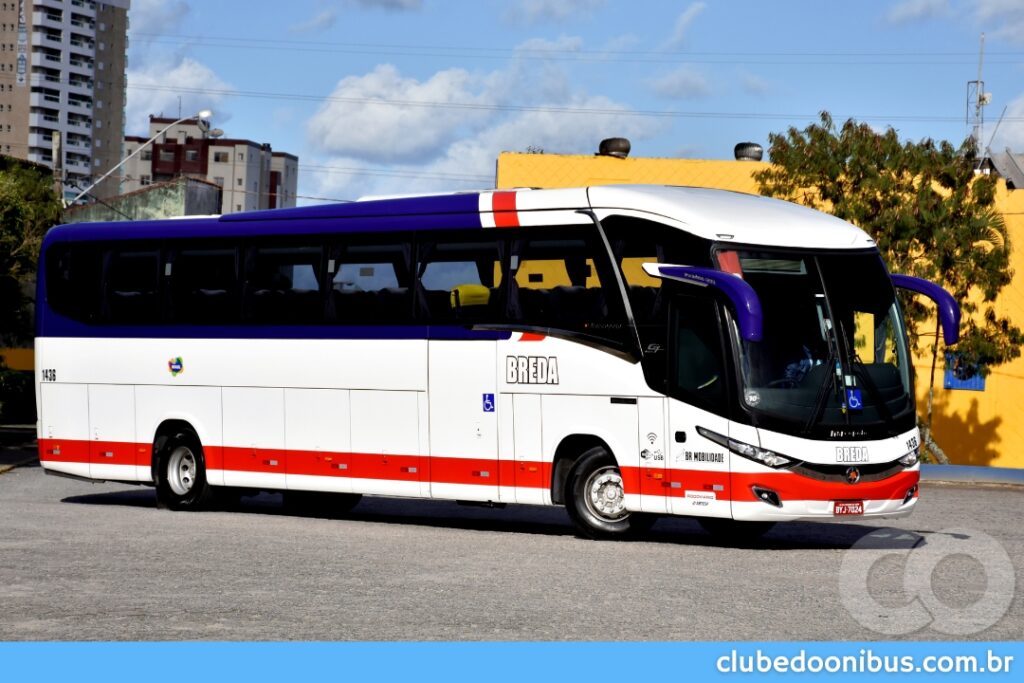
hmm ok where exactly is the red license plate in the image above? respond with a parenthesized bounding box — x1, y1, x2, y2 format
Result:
(833, 501, 864, 516)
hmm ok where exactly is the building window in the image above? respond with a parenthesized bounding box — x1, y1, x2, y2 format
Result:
(185, 150, 199, 161)
(142, 149, 152, 160)
(159, 150, 174, 162)
(236, 204, 242, 212)
(237, 152, 244, 161)
(237, 177, 243, 186)
(213, 151, 228, 163)
(213, 177, 224, 186)
(140, 175, 151, 186)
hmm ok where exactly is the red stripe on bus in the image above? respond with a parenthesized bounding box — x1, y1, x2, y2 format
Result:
(491, 192, 519, 227)
(518, 332, 546, 341)
(40, 438, 918, 501)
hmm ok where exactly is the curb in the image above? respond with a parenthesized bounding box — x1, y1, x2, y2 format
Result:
(920, 464, 1024, 487)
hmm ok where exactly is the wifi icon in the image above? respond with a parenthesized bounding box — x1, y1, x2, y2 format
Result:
(646, 432, 657, 444)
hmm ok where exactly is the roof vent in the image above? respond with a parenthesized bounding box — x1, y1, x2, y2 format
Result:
(598, 137, 631, 159)
(734, 142, 763, 161)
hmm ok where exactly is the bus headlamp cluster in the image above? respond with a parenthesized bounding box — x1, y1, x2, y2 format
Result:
(898, 448, 919, 468)
(696, 427, 796, 469)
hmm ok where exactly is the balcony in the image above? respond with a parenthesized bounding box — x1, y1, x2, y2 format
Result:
(27, 132, 56, 150)
(32, 11, 65, 31)
(70, 0, 96, 17)
(67, 98, 94, 113)
(29, 91, 62, 108)
(29, 112, 62, 129)
(67, 117, 92, 134)
(68, 78, 94, 94)
(67, 59, 94, 76)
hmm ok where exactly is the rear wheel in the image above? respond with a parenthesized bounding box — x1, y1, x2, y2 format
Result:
(155, 430, 215, 511)
(565, 447, 655, 540)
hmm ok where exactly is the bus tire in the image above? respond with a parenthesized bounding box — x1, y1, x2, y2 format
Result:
(155, 430, 215, 511)
(283, 490, 362, 518)
(697, 517, 775, 541)
(565, 447, 653, 540)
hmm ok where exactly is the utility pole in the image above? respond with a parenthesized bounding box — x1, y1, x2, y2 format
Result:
(966, 33, 991, 147)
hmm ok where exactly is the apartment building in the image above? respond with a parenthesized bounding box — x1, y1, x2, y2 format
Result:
(0, 0, 129, 199)
(122, 115, 299, 214)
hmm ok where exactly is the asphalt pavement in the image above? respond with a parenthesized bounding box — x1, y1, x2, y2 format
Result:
(0, 437, 1021, 641)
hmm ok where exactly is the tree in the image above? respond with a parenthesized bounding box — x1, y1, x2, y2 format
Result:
(754, 112, 1023, 463)
(0, 156, 62, 346)
(0, 156, 62, 422)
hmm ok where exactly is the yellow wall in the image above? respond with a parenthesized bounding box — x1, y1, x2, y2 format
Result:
(496, 152, 1024, 469)
(0, 348, 33, 372)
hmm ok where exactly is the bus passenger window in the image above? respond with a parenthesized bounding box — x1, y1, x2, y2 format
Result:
(104, 248, 161, 324)
(330, 238, 413, 324)
(243, 245, 324, 324)
(507, 227, 628, 349)
(45, 243, 103, 324)
(168, 246, 240, 324)
(418, 236, 502, 324)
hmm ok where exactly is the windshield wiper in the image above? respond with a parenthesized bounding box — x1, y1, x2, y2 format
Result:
(840, 319, 895, 425)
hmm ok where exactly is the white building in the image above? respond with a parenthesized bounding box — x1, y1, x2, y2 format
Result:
(122, 115, 299, 214)
(0, 0, 130, 199)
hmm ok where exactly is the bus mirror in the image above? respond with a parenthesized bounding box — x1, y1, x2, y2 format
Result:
(891, 274, 961, 345)
(643, 263, 764, 342)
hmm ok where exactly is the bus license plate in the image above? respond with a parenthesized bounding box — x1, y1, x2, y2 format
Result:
(833, 501, 864, 516)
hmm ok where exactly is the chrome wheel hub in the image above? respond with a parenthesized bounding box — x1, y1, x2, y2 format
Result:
(585, 467, 627, 520)
(167, 446, 196, 496)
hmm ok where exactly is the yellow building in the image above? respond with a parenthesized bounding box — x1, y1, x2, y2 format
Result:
(497, 151, 1024, 469)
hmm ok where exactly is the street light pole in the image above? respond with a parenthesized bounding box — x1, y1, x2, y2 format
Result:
(65, 109, 213, 207)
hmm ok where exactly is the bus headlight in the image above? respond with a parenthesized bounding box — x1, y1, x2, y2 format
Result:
(898, 449, 919, 467)
(696, 426, 797, 469)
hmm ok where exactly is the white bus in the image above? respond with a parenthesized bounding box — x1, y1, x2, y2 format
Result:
(35, 185, 959, 539)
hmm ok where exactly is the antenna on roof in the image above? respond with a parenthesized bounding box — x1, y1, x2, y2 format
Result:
(967, 33, 991, 149)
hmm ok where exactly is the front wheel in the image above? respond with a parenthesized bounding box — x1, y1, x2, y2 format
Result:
(565, 447, 655, 540)
(155, 431, 215, 511)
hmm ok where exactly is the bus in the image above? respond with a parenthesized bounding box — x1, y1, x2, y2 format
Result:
(35, 185, 960, 539)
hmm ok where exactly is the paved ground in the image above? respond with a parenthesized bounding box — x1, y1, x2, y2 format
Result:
(0, 446, 1021, 641)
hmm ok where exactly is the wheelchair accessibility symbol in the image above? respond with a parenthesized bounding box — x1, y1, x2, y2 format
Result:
(846, 388, 863, 411)
(482, 393, 495, 413)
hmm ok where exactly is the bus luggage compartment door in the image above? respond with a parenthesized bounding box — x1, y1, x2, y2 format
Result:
(427, 340, 499, 502)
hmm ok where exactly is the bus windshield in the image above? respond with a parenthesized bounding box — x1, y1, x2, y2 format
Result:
(725, 248, 915, 438)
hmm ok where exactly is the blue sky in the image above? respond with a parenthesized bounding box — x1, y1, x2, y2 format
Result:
(124, 0, 1024, 204)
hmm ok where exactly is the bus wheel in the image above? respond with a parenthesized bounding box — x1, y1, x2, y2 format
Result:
(155, 431, 214, 511)
(697, 517, 775, 542)
(283, 491, 362, 518)
(565, 447, 654, 540)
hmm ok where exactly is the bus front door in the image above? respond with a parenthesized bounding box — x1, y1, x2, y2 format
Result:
(427, 340, 500, 502)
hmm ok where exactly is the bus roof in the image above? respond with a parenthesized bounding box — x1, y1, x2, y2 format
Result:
(44, 185, 874, 250)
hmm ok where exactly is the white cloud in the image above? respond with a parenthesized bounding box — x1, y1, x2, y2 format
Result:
(306, 64, 494, 164)
(885, 0, 949, 24)
(505, 0, 606, 25)
(739, 71, 773, 96)
(648, 65, 710, 99)
(290, 9, 338, 33)
(665, 2, 706, 50)
(971, 0, 1024, 43)
(125, 58, 236, 136)
(128, 0, 190, 35)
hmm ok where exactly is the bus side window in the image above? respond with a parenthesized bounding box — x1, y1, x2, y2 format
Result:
(417, 234, 503, 324)
(243, 243, 325, 324)
(329, 235, 414, 324)
(103, 247, 161, 324)
(45, 242, 103, 324)
(167, 245, 240, 324)
(507, 226, 628, 348)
